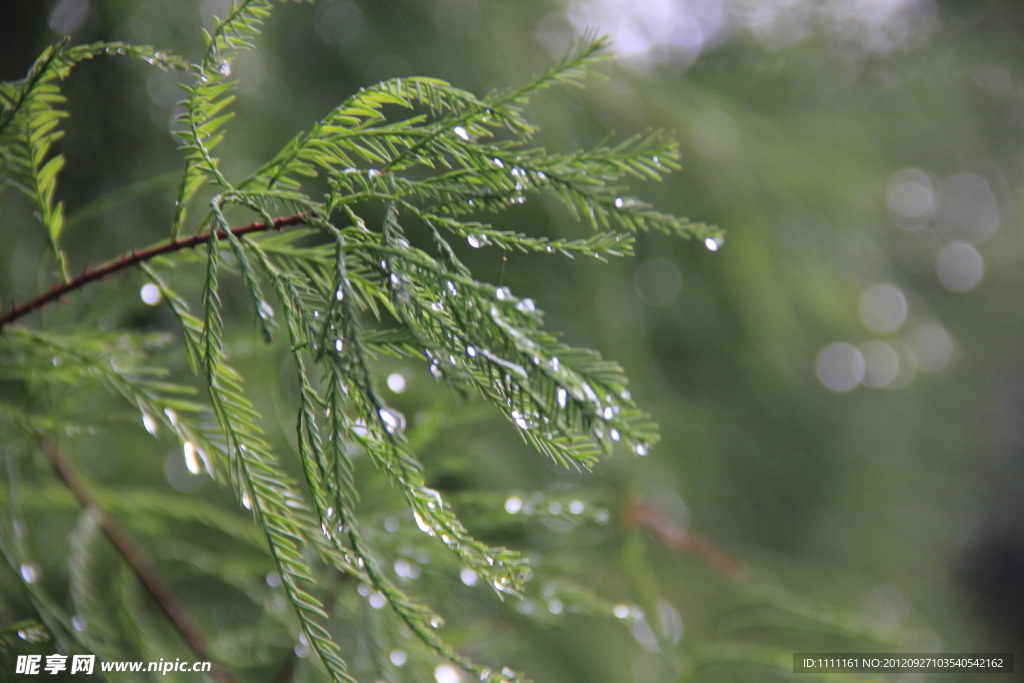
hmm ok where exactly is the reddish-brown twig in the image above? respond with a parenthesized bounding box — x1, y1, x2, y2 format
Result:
(0, 214, 306, 330)
(40, 441, 236, 683)
(630, 502, 747, 580)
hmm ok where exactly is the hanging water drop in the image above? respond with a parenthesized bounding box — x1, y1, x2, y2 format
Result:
(516, 298, 536, 313)
(496, 286, 511, 300)
(183, 441, 202, 475)
(379, 407, 406, 434)
(20, 563, 39, 584)
(217, 60, 231, 76)
(413, 510, 435, 536)
(335, 287, 344, 301)
(430, 363, 443, 379)
(557, 387, 568, 409)
(460, 567, 478, 586)
(163, 408, 178, 425)
(334, 338, 344, 352)
(241, 492, 252, 510)
(492, 158, 504, 168)
(614, 197, 625, 208)
(142, 413, 158, 436)
(467, 235, 482, 248)
(634, 443, 648, 456)
(453, 125, 470, 141)
(511, 410, 529, 430)
(704, 237, 720, 251)
(610, 428, 621, 441)
(466, 345, 477, 358)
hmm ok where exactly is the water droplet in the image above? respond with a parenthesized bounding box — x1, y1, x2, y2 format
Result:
(460, 567, 478, 586)
(610, 428, 620, 441)
(358, 583, 372, 596)
(516, 299, 536, 313)
(467, 235, 482, 248)
(335, 287, 344, 301)
(453, 125, 470, 141)
(390, 648, 408, 667)
(602, 406, 615, 420)
(634, 444, 648, 456)
(548, 599, 564, 614)
(163, 408, 178, 425)
(369, 591, 387, 609)
(556, 387, 568, 408)
(379, 407, 406, 434)
(446, 280, 458, 296)
(496, 287, 511, 301)
(613, 604, 630, 619)
(266, 572, 281, 587)
(217, 61, 231, 76)
(595, 509, 610, 524)
(435, 664, 460, 683)
(492, 158, 504, 168)
(71, 616, 86, 631)
(258, 300, 274, 319)
(413, 510, 435, 536)
(548, 502, 562, 515)
(620, 389, 631, 400)
(367, 168, 381, 179)
(140, 283, 162, 305)
(142, 413, 158, 436)
(511, 410, 529, 430)
(20, 563, 40, 584)
(569, 500, 585, 514)
(387, 373, 406, 393)
(479, 668, 492, 681)
(704, 237, 720, 251)
(430, 616, 443, 628)
(183, 441, 202, 475)
(614, 197, 625, 208)
(504, 496, 522, 514)
(501, 667, 515, 678)
(548, 357, 560, 371)
(334, 338, 344, 353)
(241, 492, 252, 510)
(430, 364, 443, 379)
(423, 487, 443, 510)
(466, 346, 477, 358)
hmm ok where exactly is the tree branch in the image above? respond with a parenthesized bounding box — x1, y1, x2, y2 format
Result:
(40, 440, 236, 683)
(0, 214, 307, 330)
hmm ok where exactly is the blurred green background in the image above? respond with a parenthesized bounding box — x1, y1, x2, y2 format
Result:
(4, 0, 1024, 681)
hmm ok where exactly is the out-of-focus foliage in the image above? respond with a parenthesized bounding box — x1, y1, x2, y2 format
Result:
(2, 1, 1024, 682)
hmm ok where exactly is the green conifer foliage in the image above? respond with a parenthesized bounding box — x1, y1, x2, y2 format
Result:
(0, 3, 894, 681)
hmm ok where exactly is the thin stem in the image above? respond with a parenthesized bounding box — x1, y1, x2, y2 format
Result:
(40, 440, 236, 683)
(0, 214, 306, 330)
